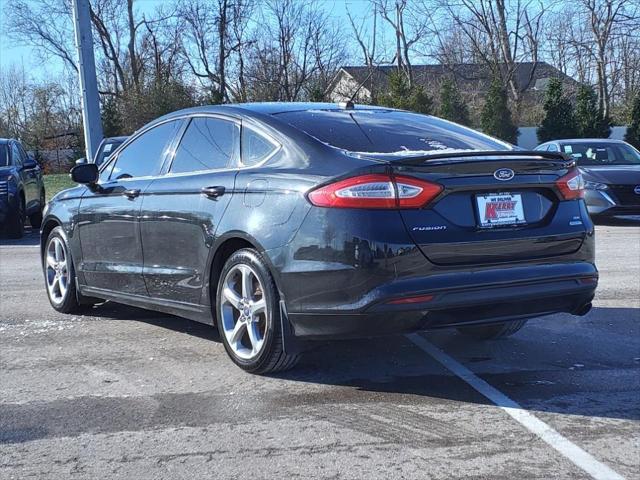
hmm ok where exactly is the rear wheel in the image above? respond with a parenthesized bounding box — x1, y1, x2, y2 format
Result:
(216, 248, 299, 374)
(6, 196, 25, 239)
(457, 319, 528, 340)
(29, 189, 45, 228)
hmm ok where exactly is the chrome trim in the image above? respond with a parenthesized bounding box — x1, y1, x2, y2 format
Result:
(600, 191, 616, 206)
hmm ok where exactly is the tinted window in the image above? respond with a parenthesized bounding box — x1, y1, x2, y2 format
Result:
(547, 144, 558, 152)
(95, 139, 125, 166)
(170, 117, 240, 173)
(11, 143, 22, 167)
(278, 110, 510, 154)
(242, 127, 278, 166)
(110, 121, 181, 180)
(0, 145, 7, 167)
(561, 142, 640, 165)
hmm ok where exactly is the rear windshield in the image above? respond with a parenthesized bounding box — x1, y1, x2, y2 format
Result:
(560, 142, 640, 165)
(0, 145, 7, 167)
(277, 109, 511, 154)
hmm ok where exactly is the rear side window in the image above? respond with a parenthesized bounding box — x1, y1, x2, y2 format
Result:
(110, 120, 181, 180)
(242, 127, 278, 166)
(547, 144, 558, 152)
(170, 117, 240, 173)
(277, 110, 511, 154)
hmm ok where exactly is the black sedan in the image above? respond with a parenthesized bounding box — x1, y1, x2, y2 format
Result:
(0, 138, 46, 238)
(41, 103, 597, 373)
(535, 139, 640, 218)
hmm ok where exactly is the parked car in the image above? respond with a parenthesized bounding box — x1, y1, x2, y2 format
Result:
(0, 138, 46, 238)
(76, 136, 128, 167)
(535, 139, 640, 218)
(41, 103, 597, 374)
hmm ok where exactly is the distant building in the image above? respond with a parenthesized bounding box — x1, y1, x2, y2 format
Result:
(327, 62, 578, 125)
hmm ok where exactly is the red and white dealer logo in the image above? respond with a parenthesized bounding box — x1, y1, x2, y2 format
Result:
(485, 199, 518, 219)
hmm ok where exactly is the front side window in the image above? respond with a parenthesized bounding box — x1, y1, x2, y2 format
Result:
(110, 120, 181, 180)
(242, 127, 279, 166)
(170, 117, 240, 174)
(11, 143, 22, 167)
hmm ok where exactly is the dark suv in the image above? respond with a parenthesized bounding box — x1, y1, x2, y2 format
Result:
(0, 139, 46, 238)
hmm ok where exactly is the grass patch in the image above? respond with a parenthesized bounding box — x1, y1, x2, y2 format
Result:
(44, 174, 77, 201)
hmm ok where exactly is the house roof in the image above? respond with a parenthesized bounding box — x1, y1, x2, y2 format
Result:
(334, 62, 576, 96)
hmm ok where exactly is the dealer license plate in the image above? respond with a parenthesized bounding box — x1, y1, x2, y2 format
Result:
(476, 193, 526, 227)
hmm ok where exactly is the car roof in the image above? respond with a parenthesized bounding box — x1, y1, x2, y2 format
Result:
(155, 102, 393, 121)
(552, 138, 627, 144)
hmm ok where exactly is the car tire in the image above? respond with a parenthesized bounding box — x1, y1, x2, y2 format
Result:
(29, 189, 45, 229)
(216, 248, 299, 374)
(44, 226, 83, 313)
(456, 319, 528, 340)
(6, 196, 25, 239)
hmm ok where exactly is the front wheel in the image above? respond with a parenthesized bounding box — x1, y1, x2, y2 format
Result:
(44, 227, 82, 313)
(456, 319, 528, 340)
(216, 249, 299, 374)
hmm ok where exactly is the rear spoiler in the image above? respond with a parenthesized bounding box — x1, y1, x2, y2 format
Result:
(384, 150, 574, 166)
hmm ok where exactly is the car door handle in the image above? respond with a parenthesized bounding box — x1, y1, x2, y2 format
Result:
(123, 188, 141, 199)
(201, 186, 226, 198)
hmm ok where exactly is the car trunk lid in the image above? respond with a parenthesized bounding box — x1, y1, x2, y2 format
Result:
(382, 151, 588, 266)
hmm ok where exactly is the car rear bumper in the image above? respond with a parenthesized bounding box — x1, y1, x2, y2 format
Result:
(286, 262, 597, 339)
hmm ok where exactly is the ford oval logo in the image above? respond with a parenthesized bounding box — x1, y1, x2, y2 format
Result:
(634, 185, 640, 195)
(494, 168, 515, 181)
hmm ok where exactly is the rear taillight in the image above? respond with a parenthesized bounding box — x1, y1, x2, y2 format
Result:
(307, 174, 442, 209)
(555, 169, 584, 200)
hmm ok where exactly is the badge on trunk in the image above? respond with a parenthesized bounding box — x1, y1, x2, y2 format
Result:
(494, 168, 515, 181)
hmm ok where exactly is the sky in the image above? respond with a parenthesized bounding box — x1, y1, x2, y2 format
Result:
(0, 0, 375, 80)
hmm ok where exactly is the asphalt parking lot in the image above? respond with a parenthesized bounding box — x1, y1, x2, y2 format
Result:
(1, 221, 639, 479)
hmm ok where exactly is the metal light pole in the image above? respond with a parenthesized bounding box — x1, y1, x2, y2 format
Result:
(72, 0, 103, 162)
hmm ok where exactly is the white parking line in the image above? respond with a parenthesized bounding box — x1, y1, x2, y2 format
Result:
(406, 333, 625, 480)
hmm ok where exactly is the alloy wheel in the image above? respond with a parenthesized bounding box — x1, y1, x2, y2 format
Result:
(45, 236, 70, 305)
(219, 264, 268, 360)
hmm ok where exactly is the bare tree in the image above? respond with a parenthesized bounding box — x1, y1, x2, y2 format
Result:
(374, 0, 428, 87)
(245, 0, 345, 102)
(579, 0, 639, 117)
(180, 0, 254, 102)
(418, 0, 545, 116)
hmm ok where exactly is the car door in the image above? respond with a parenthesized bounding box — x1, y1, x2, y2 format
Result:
(141, 115, 240, 304)
(76, 119, 184, 296)
(10, 143, 28, 205)
(14, 143, 39, 209)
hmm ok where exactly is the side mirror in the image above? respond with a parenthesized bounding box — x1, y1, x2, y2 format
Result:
(71, 163, 99, 185)
(75, 157, 87, 166)
(24, 157, 38, 169)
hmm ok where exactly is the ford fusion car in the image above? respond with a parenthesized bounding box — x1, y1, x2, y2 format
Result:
(535, 139, 640, 218)
(41, 103, 597, 374)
